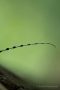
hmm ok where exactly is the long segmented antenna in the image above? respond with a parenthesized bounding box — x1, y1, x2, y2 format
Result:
(0, 42, 56, 53)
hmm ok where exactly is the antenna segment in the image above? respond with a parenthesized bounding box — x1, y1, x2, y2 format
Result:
(0, 42, 56, 53)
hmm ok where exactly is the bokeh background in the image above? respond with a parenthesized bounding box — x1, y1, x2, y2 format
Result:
(0, 0, 60, 86)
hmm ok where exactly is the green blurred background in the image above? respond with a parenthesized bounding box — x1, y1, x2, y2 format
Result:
(0, 0, 60, 85)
